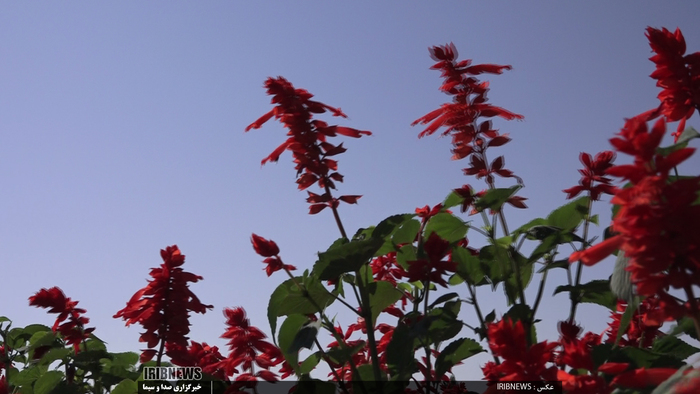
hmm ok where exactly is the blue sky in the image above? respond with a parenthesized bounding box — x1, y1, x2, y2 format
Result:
(2, 1, 699, 380)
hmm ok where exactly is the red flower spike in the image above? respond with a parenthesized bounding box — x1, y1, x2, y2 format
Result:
(114, 246, 213, 363)
(246, 77, 369, 214)
(590, 110, 700, 323)
(213, 307, 283, 381)
(564, 151, 616, 200)
(29, 287, 94, 353)
(414, 43, 523, 190)
(645, 27, 700, 141)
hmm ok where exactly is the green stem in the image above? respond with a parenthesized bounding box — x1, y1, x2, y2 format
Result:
(569, 198, 593, 323)
(422, 279, 432, 382)
(355, 269, 383, 382)
(324, 183, 348, 239)
(466, 283, 500, 365)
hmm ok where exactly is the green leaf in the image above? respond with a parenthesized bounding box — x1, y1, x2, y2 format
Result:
(615, 297, 639, 347)
(28, 331, 57, 350)
(668, 317, 700, 340)
(442, 190, 464, 209)
(479, 244, 512, 285)
(452, 247, 484, 285)
(423, 212, 469, 243)
(429, 292, 459, 308)
(614, 346, 685, 369)
(374, 214, 416, 240)
(392, 219, 421, 245)
(13, 366, 42, 386)
(325, 341, 366, 366)
(553, 279, 617, 311)
(484, 310, 496, 324)
(591, 343, 613, 369)
(493, 235, 513, 248)
(474, 186, 521, 213)
(352, 364, 386, 390)
(36, 347, 71, 366)
(536, 259, 569, 273)
(656, 126, 700, 156)
(512, 218, 547, 239)
(652, 335, 700, 360)
(313, 238, 384, 281)
(504, 304, 532, 324)
(414, 302, 462, 345)
(111, 379, 138, 394)
(278, 314, 309, 375)
(504, 259, 534, 306)
(434, 338, 484, 378)
(367, 281, 404, 326)
(110, 352, 139, 367)
(299, 353, 321, 375)
(395, 244, 416, 271)
(268, 276, 335, 340)
(34, 370, 63, 394)
(386, 322, 417, 381)
(546, 196, 589, 231)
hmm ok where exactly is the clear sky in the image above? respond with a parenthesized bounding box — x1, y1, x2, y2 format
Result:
(2, 1, 699, 380)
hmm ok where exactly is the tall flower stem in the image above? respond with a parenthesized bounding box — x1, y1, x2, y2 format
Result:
(569, 198, 593, 323)
(465, 283, 500, 365)
(324, 184, 348, 239)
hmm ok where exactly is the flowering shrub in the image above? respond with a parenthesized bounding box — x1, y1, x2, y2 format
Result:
(1, 26, 700, 394)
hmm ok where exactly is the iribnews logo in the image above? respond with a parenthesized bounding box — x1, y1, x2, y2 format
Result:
(143, 367, 203, 381)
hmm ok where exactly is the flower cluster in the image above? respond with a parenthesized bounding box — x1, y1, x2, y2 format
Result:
(644, 27, 700, 141)
(412, 43, 524, 189)
(113, 245, 213, 363)
(482, 318, 559, 382)
(169, 341, 227, 380)
(604, 298, 664, 348)
(570, 117, 700, 322)
(28, 287, 94, 353)
(246, 77, 370, 215)
(251, 233, 296, 277)
(563, 151, 616, 201)
(406, 232, 457, 288)
(213, 307, 283, 382)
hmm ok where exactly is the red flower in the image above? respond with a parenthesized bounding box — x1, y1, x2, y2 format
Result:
(246, 77, 369, 213)
(168, 341, 227, 380)
(213, 307, 283, 381)
(570, 116, 700, 323)
(406, 233, 457, 287)
(113, 245, 213, 363)
(413, 43, 523, 188)
(29, 287, 95, 353)
(604, 299, 664, 348)
(251, 233, 280, 257)
(563, 151, 616, 200)
(370, 252, 406, 286)
(645, 27, 700, 141)
(250, 234, 296, 276)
